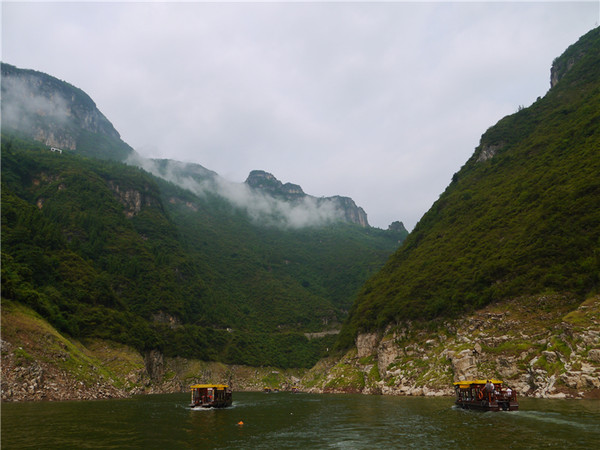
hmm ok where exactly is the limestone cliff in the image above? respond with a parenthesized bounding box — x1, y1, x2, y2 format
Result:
(246, 170, 305, 198)
(1, 62, 133, 161)
(246, 170, 369, 227)
(107, 180, 162, 218)
(303, 294, 600, 399)
(550, 29, 598, 88)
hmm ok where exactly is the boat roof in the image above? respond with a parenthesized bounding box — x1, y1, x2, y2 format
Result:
(453, 379, 503, 387)
(190, 384, 229, 389)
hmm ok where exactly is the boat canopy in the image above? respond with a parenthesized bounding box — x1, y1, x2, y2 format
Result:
(190, 384, 229, 390)
(453, 379, 503, 388)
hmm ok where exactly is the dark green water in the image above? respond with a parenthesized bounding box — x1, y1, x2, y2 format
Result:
(2, 392, 599, 449)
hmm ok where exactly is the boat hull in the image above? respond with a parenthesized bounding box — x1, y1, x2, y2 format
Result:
(453, 380, 518, 412)
(190, 400, 232, 409)
(455, 399, 519, 412)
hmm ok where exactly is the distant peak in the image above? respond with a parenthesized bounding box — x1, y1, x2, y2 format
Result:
(245, 170, 305, 196)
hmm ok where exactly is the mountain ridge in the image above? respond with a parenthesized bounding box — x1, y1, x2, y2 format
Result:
(1, 61, 389, 230)
(310, 28, 600, 398)
(3, 27, 598, 401)
(339, 27, 600, 347)
(246, 169, 370, 227)
(1, 62, 407, 378)
(1, 62, 134, 161)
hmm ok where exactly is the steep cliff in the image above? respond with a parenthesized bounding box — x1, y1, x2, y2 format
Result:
(1, 62, 134, 161)
(246, 170, 370, 228)
(550, 27, 599, 88)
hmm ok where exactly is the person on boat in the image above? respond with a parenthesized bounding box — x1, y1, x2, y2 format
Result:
(484, 380, 494, 400)
(506, 386, 513, 399)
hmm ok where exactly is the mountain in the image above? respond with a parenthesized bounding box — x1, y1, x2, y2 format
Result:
(0, 63, 407, 378)
(2, 28, 598, 400)
(1, 61, 382, 230)
(339, 27, 600, 345)
(1, 63, 135, 161)
(246, 170, 370, 227)
(312, 28, 599, 399)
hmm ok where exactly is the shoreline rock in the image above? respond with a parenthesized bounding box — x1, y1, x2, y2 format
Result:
(303, 295, 600, 400)
(2, 295, 598, 402)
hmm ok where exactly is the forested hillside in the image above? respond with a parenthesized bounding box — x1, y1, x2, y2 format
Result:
(1, 134, 404, 368)
(338, 27, 600, 348)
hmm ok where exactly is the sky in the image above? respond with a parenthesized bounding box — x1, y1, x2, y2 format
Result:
(2, 1, 598, 230)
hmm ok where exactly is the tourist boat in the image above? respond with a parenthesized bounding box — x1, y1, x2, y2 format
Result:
(263, 387, 272, 393)
(291, 386, 299, 393)
(190, 384, 232, 409)
(453, 379, 518, 411)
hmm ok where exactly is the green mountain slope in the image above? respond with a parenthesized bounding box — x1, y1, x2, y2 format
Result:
(1, 134, 404, 368)
(1, 61, 408, 369)
(338, 28, 600, 347)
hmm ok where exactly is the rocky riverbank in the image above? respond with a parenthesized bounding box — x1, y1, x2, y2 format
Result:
(0, 301, 304, 402)
(2, 295, 599, 402)
(302, 294, 600, 399)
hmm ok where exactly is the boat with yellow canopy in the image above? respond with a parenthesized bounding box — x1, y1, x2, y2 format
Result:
(453, 379, 518, 411)
(190, 384, 232, 409)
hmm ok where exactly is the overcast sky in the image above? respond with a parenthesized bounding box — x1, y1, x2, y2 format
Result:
(2, 1, 598, 229)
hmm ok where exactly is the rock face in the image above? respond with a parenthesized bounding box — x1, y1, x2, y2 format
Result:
(550, 27, 598, 88)
(3, 295, 598, 402)
(304, 294, 600, 399)
(476, 142, 505, 163)
(245, 170, 369, 227)
(1, 301, 307, 402)
(246, 170, 305, 198)
(107, 181, 161, 218)
(144, 350, 165, 382)
(329, 196, 369, 228)
(1, 62, 132, 160)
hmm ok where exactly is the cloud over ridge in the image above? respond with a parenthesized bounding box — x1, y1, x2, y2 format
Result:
(128, 154, 345, 229)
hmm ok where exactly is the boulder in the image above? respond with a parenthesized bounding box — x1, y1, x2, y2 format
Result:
(356, 333, 379, 358)
(451, 349, 478, 381)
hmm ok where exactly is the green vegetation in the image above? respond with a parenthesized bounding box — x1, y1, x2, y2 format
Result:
(1, 132, 402, 369)
(563, 296, 600, 327)
(338, 28, 600, 348)
(1, 300, 119, 386)
(324, 362, 365, 391)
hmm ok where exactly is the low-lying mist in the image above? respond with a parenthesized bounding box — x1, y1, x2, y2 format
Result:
(1, 76, 70, 136)
(128, 154, 345, 229)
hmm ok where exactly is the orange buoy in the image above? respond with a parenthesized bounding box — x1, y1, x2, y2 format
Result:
(237, 421, 244, 426)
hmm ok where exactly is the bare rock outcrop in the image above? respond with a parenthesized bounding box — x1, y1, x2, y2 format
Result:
(245, 170, 370, 227)
(1, 62, 122, 152)
(305, 294, 600, 399)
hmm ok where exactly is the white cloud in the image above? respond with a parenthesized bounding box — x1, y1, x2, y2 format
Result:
(127, 154, 345, 228)
(2, 1, 598, 229)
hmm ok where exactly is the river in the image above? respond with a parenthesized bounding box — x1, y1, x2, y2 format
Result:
(2, 392, 599, 448)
